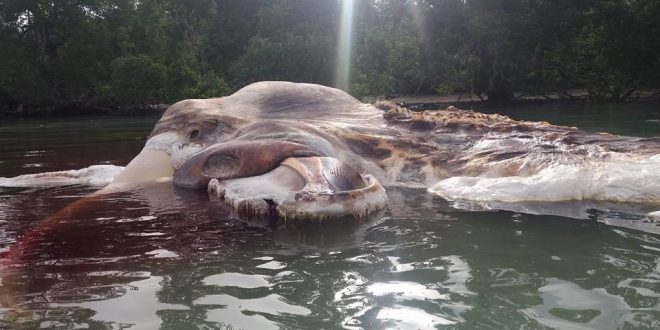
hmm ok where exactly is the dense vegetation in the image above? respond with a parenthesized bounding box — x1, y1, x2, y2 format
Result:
(1, 0, 659, 111)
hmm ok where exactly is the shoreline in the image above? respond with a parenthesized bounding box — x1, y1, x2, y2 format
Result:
(380, 89, 660, 111)
(2, 91, 659, 118)
(0, 103, 169, 118)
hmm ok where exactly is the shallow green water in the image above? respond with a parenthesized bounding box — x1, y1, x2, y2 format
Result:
(0, 105, 659, 329)
(479, 102, 660, 138)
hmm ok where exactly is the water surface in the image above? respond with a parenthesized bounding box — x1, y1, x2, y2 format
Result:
(1, 105, 659, 329)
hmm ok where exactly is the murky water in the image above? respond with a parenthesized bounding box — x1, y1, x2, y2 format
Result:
(1, 105, 659, 329)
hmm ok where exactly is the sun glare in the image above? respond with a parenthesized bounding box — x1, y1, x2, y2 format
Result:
(335, 0, 356, 91)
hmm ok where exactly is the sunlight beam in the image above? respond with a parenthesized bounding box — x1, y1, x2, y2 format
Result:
(335, 0, 356, 91)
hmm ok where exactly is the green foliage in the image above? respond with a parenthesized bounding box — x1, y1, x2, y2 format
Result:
(108, 55, 166, 104)
(230, 35, 301, 85)
(0, 0, 659, 110)
(164, 64, 230, 101)
(229, 31, 334, 87)
(0, 30, 53, 107)
(196, 74, 231, 99)
(228, 0, 337, 88)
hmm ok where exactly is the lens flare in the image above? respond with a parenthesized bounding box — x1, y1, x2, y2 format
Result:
(335, 0, 356, 91)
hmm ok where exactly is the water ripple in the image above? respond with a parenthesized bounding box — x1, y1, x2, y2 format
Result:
(523, 277, 660, 329)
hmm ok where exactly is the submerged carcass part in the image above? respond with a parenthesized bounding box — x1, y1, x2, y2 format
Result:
(111, 132, 179, 185)
(648, 211, 660, 221)
(207, 157, 388, 220)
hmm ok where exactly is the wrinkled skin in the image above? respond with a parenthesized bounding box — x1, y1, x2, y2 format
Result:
(115, 81, 660, 219)
(118, 81, 396, 219)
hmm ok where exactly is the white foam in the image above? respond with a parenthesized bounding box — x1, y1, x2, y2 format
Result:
(0, 165, 124, 188)
(429, 154, 660, 203)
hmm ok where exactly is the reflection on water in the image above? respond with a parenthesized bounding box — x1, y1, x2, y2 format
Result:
(525, 278, 633, 329)
(1, 108, 659, 329)
(197, 293, 311, 329)
(2, 183, 660, 329)
(53, 275, 188, 329)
